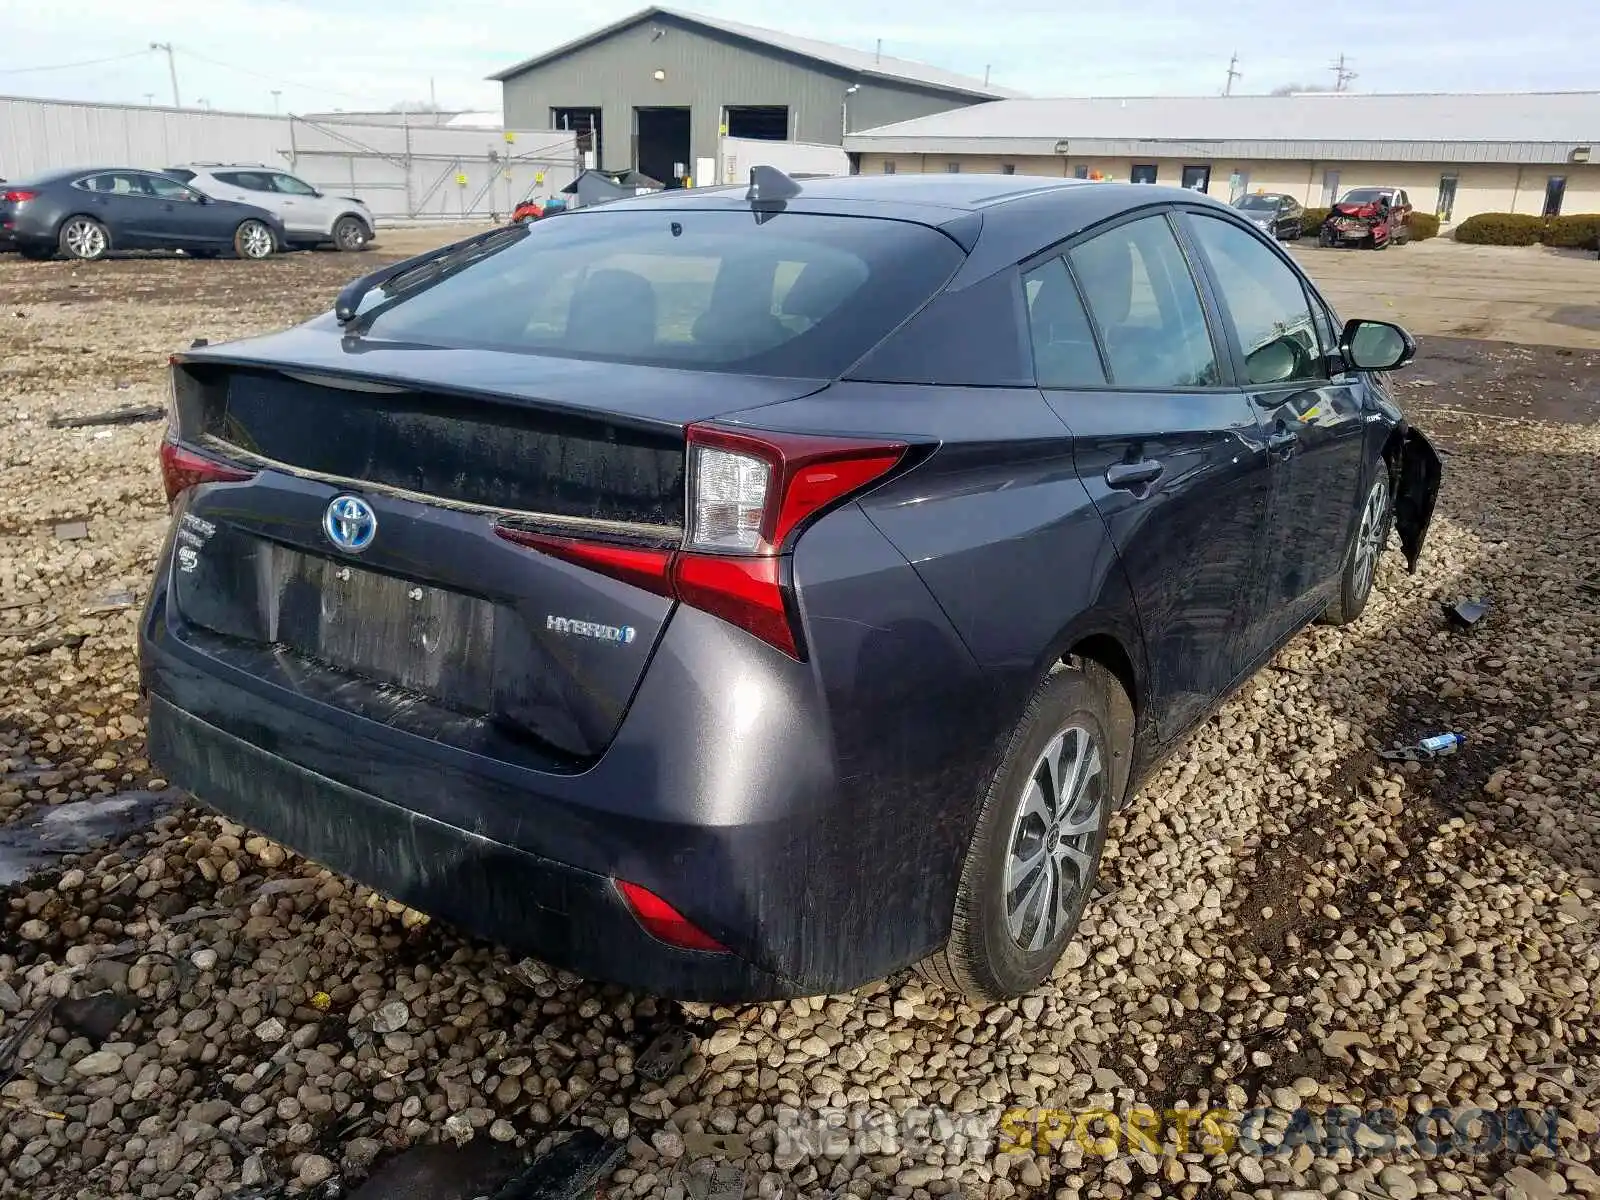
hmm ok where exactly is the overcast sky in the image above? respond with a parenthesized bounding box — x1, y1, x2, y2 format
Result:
(3, 0, 1596, 116)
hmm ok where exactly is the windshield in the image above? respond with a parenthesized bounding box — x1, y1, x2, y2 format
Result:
(1341, 188, 1391, 204)
(357, 208, 965, 376)
(1235, 195, 1281, 212)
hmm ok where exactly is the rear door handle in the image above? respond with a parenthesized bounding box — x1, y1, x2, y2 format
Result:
(1105, 459, 1164, 490)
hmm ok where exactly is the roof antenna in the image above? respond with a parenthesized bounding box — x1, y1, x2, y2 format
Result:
(746, 165, 802, 205)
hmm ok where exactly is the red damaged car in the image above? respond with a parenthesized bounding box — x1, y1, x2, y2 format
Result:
(1320, 187, 1413, 249)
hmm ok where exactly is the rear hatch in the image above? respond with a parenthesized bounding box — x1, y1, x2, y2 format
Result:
(157, 202, 967, 763)
(164, 351, 824, 764)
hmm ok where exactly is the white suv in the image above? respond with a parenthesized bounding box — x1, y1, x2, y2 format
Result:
(164, 164, 374, 251)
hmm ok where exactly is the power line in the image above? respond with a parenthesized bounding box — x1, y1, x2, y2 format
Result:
(171, 45, 390, 107)
(0, 49, 153, 75)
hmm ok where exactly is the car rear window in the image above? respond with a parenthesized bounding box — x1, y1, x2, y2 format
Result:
(164, 169, 197, 182)
(1235, 195, 1280, 211)
(357, 209, 966, 377)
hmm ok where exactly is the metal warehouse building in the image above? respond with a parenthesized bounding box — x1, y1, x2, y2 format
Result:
(844, 92, 1600, 225)
(491, 6, 1014, 188)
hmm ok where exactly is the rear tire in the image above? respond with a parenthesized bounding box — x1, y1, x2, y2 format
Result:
(58, 216, 109, 261)
(332, 215, 369, 252)
(916, 660, 1132, 1002)
(233, 220, 276, 260)
(1322, 464, 1393, 626)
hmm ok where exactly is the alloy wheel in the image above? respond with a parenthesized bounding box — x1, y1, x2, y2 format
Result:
(64, 219, 106, 260)
(1352, 474, 1390, 601)
(1003, 724, 1105, 952)
(239, 222, 274, 259)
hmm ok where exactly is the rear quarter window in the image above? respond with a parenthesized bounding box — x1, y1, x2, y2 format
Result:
(358, 209, 966, 377)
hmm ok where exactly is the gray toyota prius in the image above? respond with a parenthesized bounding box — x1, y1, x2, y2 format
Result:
(139, 172, 1440, 1002)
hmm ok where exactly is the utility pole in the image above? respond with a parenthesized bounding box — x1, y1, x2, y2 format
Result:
(144, 92, 155, 106)
(150, 42, 180, 107)
(429, 76, 437, 111)
(1330, 53, 1357, 91)
(271, 90, 282, 114)
(1224, 52, 1242, 96)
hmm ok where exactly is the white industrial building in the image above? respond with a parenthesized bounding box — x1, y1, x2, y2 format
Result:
(845, 91, 1600, 224)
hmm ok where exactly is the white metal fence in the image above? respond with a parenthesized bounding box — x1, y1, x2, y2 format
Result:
(0, 96, 579, 222)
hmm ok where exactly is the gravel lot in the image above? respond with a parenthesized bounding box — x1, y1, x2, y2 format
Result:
(1, 244, 1598, 1200)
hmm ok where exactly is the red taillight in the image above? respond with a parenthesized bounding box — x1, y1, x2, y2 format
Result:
(159, 437, 254, 502)
(495, 427, 906, 659)
(616, 880, 728, 953)
(2, 190, 37, 203)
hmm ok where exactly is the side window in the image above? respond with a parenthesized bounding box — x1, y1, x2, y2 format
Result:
(144, 174, 201, 202)
(81, 172, 146, 195)
(272, 173, 318, 196)
(217, 171, 272, 192)
(1187, 214, 1324, 386)
(1067, 214, 1219, 388)
(1022, 257, 1106, 387)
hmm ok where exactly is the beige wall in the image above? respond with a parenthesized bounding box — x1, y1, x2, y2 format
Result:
(859, 153, 1600, 223)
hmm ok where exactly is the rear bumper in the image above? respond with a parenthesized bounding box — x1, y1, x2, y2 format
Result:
(148, 695, 795, 999)
(139, 501, 999, 1000)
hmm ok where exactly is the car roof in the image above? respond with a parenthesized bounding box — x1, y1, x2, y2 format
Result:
(581, 174, 1235, 278)
(14, 166, 154, 186)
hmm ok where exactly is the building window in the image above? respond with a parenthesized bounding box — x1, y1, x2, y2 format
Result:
(1001, 163, 1016, 175)
(724, 105, 789, 140)
(946, 162, 962, 174)
(882, 160, 897, 174)
(1130, 164, 1158, 184)
(551, 107, 603, 165)
(1180, 165, 1212, 192)
(1544, 175, 1567, 218)
(1072, 164, 1089, 180)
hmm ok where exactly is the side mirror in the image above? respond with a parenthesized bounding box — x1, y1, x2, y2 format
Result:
(1341, 318, 1415, 371)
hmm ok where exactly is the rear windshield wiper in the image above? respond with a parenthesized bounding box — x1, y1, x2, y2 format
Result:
(334, 224, 528, 327)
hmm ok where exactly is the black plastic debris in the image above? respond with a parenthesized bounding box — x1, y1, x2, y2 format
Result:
(1380, 732, 1465, 762)
(491, 1131, 628, 1200)
(22, 632, 85, 656)
(1444, 597, 1490, 628)
(635, 1025, 696, 1082)
(55, 991, 139, 1043)
(47, 405, 165, 430)
(82, 591, 138, 615)
(0, 789, 184, 886)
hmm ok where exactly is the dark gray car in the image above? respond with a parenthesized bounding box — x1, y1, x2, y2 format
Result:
(141, 174, 1441, 1002)
(1, 166, 283, 261)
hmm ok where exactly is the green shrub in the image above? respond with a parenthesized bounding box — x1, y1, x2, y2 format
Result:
(1301, 207, 1330, 237)
(1543, 214, 1600, 249)
(1453, 213, 1544, 246)
(1406, 212, 1441, 241)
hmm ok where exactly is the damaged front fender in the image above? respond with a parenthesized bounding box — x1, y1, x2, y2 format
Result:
(1394, 425, 1442, 572)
